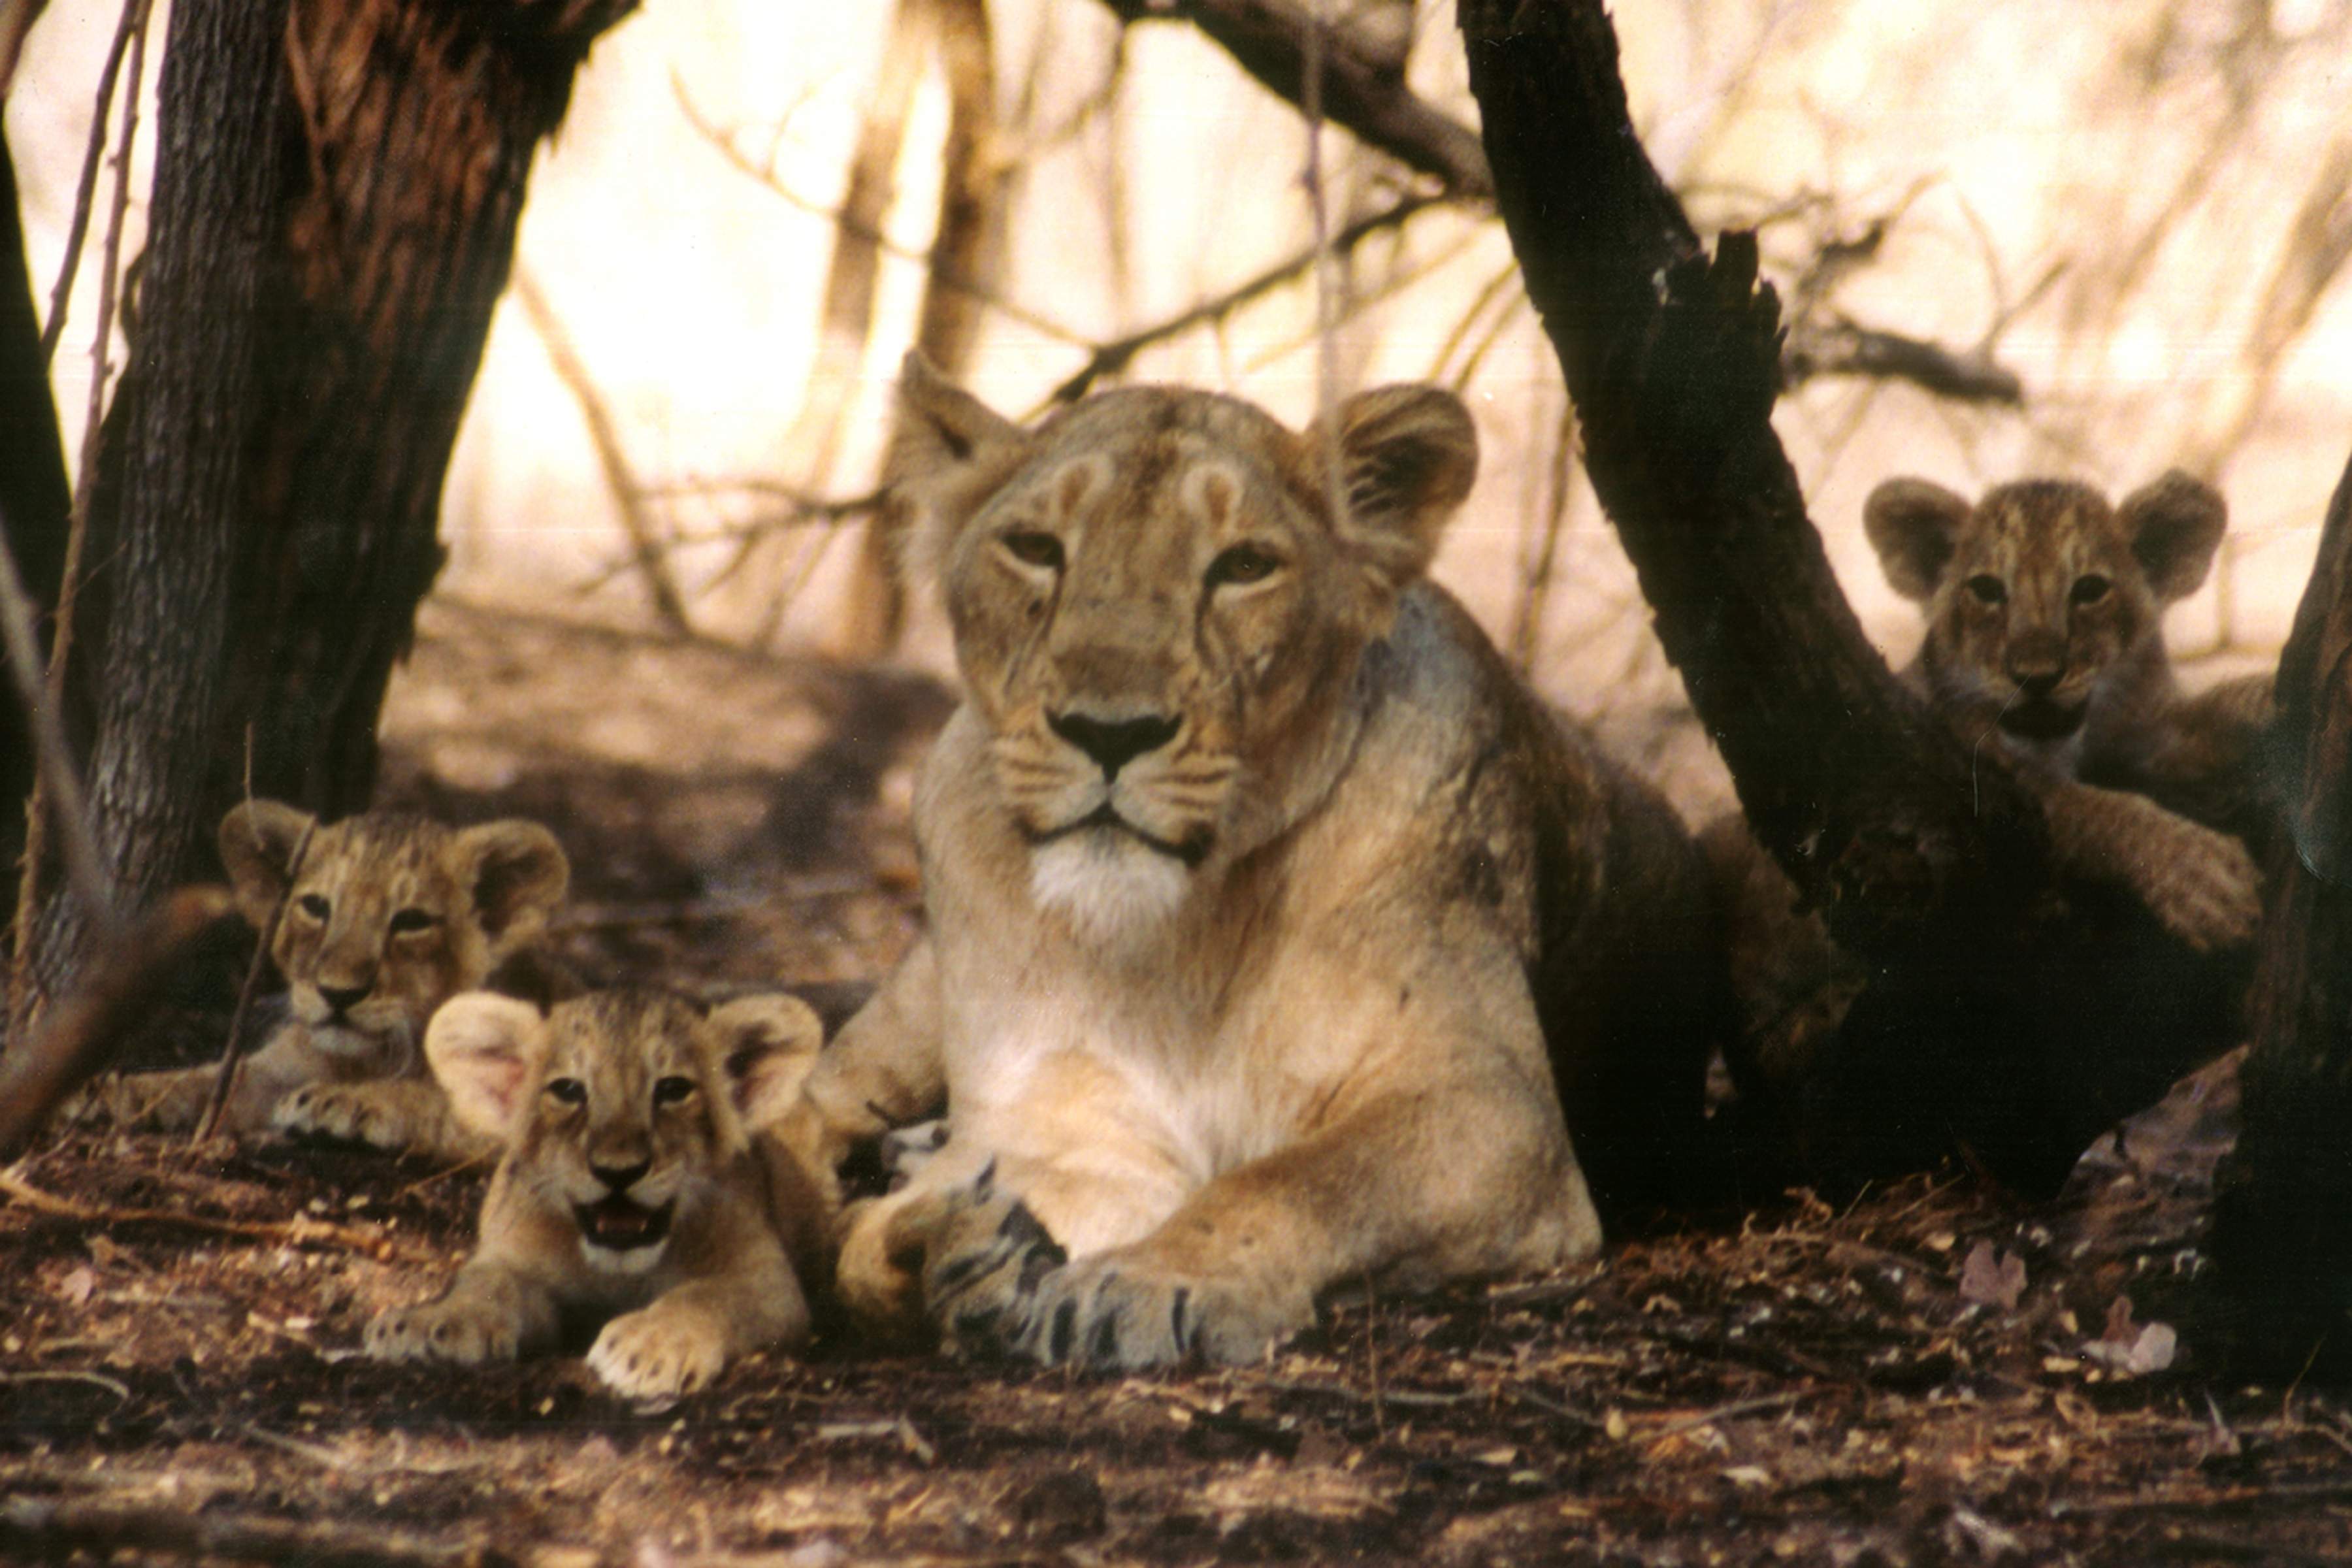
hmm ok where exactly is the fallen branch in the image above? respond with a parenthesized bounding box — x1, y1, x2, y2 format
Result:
(0, 1162, 425, 1263)
(0, 885, 233, 1161)
(0, 1495, 507, 1568)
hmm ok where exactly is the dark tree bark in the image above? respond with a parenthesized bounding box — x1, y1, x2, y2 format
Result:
(0, 125, 73, 883)
(22, 0, 637, 1009)
(2210, 451, 2352, 1375)
(1456, 0, 2246, 1191)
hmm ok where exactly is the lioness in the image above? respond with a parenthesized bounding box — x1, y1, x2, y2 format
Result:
(92, 800, 569, 1158)
(1705, 471, 2269, 1184)
(365, 988, 828, 1401)
(777, 356, 1723, 1369)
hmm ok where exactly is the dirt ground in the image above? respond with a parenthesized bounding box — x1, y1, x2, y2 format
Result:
(5, 597, 2351, 1567)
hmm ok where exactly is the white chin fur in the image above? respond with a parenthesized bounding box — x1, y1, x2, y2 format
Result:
(579, 1237, 668, 1276)
(1030, 834, 1192, 948)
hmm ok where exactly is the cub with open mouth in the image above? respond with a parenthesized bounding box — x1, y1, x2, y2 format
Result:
(365, 987, 829, 1401)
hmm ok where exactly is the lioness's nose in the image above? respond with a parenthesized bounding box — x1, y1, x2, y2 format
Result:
(590, 1156, 651, 1194)
(1048, 710, 1180, 779)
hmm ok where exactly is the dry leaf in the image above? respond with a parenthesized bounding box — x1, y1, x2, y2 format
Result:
(1957, 1241, 2026, 1309)
(56, 1264, 97, 1305)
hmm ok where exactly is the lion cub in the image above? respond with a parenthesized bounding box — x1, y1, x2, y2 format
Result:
(365, 988, 828, 1401)
(91, 800, 568, 1157)
(1707, 470, 2270, 1181)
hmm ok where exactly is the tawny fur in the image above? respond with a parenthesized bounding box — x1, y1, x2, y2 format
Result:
(92, 802, 568, 1158)
(774, 356, 1722, 1370)
(364, 988, 828, 1402)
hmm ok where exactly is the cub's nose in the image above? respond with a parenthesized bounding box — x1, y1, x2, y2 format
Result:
(2004, 630, 2066, 696)
(590, 1156, 651, 1194)
(317, 982, 368, 1017)
(1047, 710, 1180, 780)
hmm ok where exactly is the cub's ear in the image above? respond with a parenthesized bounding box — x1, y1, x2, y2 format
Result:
(217, 799, 318, 930)
(453, 820, 569, 958)
(2121, 469, 2227, 602)
(887, 351, 1033, 588)
(424, 992, 551, 1140)
(1864, 478, 1973, 602)
(706, 994, 826, 1133)
(1307, 385, 1478, 589)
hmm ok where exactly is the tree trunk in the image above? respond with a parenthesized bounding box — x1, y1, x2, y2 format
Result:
(22, 0, 637, 1011)
(2210, 450, 2352, 1377)
(1456, 0, 2244, 1192)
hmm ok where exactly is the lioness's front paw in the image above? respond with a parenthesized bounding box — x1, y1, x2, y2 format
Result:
(586, 1304, 728, 1402)
(2138, 822, 2262, 953)
(365, 1295, 523, 1367)
(272, 1083, 406, 1151)
(919, 1175, 1307, 1370)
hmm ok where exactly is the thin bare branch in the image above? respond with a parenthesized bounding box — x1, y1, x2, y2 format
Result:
(36, 0, 145, 365)
(0, 0, 48, 103)
(1782, 318, 2024, 406)
(192, 815, 310, 1144)
(1042, 192, 1443, 407)
(1094, 0, 1493, 201)
(511, 271, 693, 637)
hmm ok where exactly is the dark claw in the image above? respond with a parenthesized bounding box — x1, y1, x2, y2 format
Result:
(1169, 1286, 1190, 1351)
(1087, 1311, 1120, 1365)
(1048, 1298, 1079, 1362)
(930, 1243, 1005, 1298)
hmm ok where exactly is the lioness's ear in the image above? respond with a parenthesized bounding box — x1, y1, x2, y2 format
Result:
(217, 799, 318, 930)
(706, 994, 826, 1132)
(887, 351, 1032, 587)
(2120, 469, 2227, 602)
(1308, 385, 1478, 589)
(424, 992, 550, 1139)
(453, 820, 569, 958)
(1864, 478, 1972, 601)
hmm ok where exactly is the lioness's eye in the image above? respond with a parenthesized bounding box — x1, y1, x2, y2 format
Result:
(387, 907, 438, 936)
(1965, 574, 2006, 606)
(1207, 543, 1284, 589)
(2070, 574, 2111, 607)
(546, 1077, 587, 1107)
(652, 1076, 696, 1107)
(1000, 531, 1064, 571)
(296, 893, 330, 921)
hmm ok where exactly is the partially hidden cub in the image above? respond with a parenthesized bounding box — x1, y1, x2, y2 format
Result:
(1705, 470, 2271, 1186)
(365, 988, 829, 1402)
(91, 800, 568, 1158)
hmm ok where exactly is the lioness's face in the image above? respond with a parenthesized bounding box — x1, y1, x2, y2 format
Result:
(218, 804, 568, 1066)
(889, 359, 1477, 943)
(1866, 472, 2225, 754)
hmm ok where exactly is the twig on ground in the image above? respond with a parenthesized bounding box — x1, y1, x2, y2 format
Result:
(0, 1161, 424, 1262)
(0, 886, 232, 1161)
(1636, 1388, 1815, 1444)
(0, 1368, 132, 1403)
(0, 1495, 497, 1568)
(193, 815, 313, 1145)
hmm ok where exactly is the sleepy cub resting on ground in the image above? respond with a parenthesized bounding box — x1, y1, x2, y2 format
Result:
(365, 988, 828, 1401)
(776, 356, 1725, 1370)
(91, 800, 568, 1158)
(1705, 470, 2272, 1188)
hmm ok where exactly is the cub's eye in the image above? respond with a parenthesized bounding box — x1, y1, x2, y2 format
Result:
(387, 907, 438, 936)
(2069, 574, 2112, 607)
(652, 1076, 696, 1107)
(545, 1077, 587, 1107)
(1964, 574, 2007, 606)
(1206, 543, 1284, 589)
(1000, 531, 1064, 571)
(296, 893, 330, 921)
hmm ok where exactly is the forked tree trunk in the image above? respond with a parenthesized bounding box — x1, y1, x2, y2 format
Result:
(1457, 0, 2245, 1192)
(21, 0, 636, 1011)
(2210, 451, 2352, 1376)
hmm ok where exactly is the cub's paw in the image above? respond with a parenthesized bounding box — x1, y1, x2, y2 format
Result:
(270, 1083, 406, 1152)
(88, 1070, 206, 1132)
(365, 1294, 523, 1367)
(586, 1303, 728, 1403)
(2136, 819, 2262, 953)
(1002, 1254, 1312, 1370)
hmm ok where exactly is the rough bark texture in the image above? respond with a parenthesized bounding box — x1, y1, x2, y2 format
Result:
(2210, 450, 2352, 1374)
(0, 127, 72, 883)
(1458, 0, 2244, 1192)
(1458, 0, 2044, 952)
(23, 0, 637, 1009)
